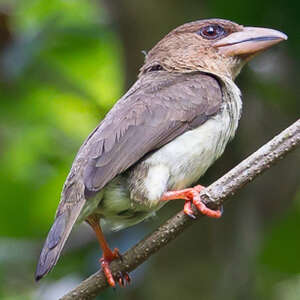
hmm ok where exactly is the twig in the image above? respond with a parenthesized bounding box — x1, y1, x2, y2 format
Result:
(60, 119, 300, 300)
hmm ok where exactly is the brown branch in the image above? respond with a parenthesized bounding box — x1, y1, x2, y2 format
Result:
(60, 119, 300, 300)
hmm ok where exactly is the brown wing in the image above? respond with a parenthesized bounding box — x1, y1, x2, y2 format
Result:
(83, 71, 223, 194)
(35, 70, 223, 281)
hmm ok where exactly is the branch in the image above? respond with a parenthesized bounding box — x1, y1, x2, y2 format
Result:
(61, 119, 300, 300)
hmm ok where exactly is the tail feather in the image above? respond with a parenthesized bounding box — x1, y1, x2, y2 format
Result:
(35, 200, 85, 281)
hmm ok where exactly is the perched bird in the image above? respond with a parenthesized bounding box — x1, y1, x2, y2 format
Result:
(35, 18, 287, 287)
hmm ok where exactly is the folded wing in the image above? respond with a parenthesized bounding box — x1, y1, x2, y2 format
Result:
(35, 70, 223, 280)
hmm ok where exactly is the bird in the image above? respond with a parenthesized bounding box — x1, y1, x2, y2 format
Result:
(35, 18, 287, 287)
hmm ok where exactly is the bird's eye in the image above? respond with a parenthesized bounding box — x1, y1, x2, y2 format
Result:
(198, 25, 226, 40)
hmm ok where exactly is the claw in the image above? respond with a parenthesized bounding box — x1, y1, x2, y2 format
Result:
(219, 205, 224, 215)
(113, 248, 123, 262)
(184, 201, 196, 219)
(87, 217, 132, 288)
(117, 272, 124, 287)
(99, 252, 131, 288)
(100, 257, 116, 287)
(116, 270, 131, 287)
(191, 190, 222, 218)
(124, 272, 131, 284)
(161, 184, 222, 219)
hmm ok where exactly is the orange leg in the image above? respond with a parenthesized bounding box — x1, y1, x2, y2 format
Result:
(86, 216, 131, 287)
(161, 185, 222, 219)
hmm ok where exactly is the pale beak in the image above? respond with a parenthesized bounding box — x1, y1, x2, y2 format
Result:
(213, 27, 287, 56)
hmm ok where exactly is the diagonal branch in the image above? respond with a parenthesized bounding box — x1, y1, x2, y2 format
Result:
(60, 119, 300, 300)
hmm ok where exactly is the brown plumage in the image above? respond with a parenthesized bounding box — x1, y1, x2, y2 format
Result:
(35, 18, 287, 286)
(84, 72, 222, 194)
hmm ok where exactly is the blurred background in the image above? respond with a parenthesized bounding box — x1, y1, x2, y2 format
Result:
(0, 0, 299, 299)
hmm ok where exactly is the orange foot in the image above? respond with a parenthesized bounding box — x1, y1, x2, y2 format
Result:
(161, 185, 222, 219)
(100, 248, 131, 288)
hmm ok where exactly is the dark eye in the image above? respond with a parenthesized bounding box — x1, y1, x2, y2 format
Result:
(198, 25, 225, 40)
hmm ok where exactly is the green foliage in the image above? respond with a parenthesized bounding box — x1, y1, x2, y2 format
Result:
(260, 200, 300, 274)
(0, 0, 123, 237)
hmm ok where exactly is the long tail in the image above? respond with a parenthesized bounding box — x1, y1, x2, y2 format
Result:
(35, 184, 86, 281)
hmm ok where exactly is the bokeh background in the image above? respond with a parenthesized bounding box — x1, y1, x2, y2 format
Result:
(0, 0, 299, 299)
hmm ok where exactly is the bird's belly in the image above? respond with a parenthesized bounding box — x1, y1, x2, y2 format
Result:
(131, 106, 236, 205)
(88, 176, 159, 232)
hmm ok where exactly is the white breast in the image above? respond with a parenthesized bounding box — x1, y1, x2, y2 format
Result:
(142, 77, 242, 204)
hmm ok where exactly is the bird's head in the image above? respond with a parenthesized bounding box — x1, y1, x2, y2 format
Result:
(141, 19, 287, 80)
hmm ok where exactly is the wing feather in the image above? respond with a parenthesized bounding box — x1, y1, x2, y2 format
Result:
(83, 71, 223, 194)
(35, 71, 223, 280)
